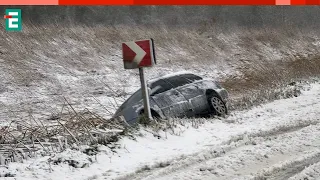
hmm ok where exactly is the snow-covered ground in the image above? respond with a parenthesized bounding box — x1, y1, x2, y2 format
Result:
(2, 82, 320, 179)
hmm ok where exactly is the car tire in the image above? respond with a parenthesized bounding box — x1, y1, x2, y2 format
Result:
(208, 94, 227, 116)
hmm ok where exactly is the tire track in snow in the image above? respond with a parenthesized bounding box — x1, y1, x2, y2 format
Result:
(252, 151, 320, 180)
(288, 160, 320, 180)
(117, 119, 320, 180)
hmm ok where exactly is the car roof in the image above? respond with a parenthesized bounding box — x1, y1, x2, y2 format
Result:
(147, 71, 200, 84)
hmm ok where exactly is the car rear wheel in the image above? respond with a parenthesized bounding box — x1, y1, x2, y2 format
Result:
(208, 95, 227, 116)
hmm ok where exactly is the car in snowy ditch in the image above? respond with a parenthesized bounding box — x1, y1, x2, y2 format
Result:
(113, 72, 229, 124)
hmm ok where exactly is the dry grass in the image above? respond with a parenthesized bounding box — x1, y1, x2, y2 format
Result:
(0, 97, 130, 166)
(222, 56, 320, 110)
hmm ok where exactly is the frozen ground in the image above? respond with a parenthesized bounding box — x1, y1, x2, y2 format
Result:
(2, 82, 320, 179)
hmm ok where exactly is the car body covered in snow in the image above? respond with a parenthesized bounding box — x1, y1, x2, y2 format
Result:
(113, 72, 229, 124)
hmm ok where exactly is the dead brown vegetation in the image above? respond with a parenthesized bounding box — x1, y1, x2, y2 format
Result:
(0, 97, 130, 166)
(223, 56, 320, 110)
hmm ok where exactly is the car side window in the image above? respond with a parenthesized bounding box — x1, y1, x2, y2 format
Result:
(165, 76, 191, 88)
(181, 74, 202, 82)
(150, 79, 174, 96)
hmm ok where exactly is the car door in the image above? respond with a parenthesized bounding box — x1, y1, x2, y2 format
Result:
(167, 74, 207, 115)
(149, 79, 191, 118)
(177, 83, 208, 115)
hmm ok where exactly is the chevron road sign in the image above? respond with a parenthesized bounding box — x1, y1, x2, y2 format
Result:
(122, 39, 156, 69)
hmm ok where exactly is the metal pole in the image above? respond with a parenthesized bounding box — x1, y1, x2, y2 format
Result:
(139, 67, 152, 121)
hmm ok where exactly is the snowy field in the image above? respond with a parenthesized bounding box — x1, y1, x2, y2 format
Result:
(1, 82, 320, 180)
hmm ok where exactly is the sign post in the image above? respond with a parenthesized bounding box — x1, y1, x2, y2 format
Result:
(138, 68, 152, 120)
(122, 39, 156, 122)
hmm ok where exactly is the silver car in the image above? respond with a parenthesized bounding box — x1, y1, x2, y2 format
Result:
(113, 72, 228, 124)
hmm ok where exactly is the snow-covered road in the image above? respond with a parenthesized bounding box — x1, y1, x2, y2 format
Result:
(3, 82, 320, 180)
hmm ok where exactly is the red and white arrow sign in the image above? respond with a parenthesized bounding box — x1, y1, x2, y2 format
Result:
(122, 39, 156, 69)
